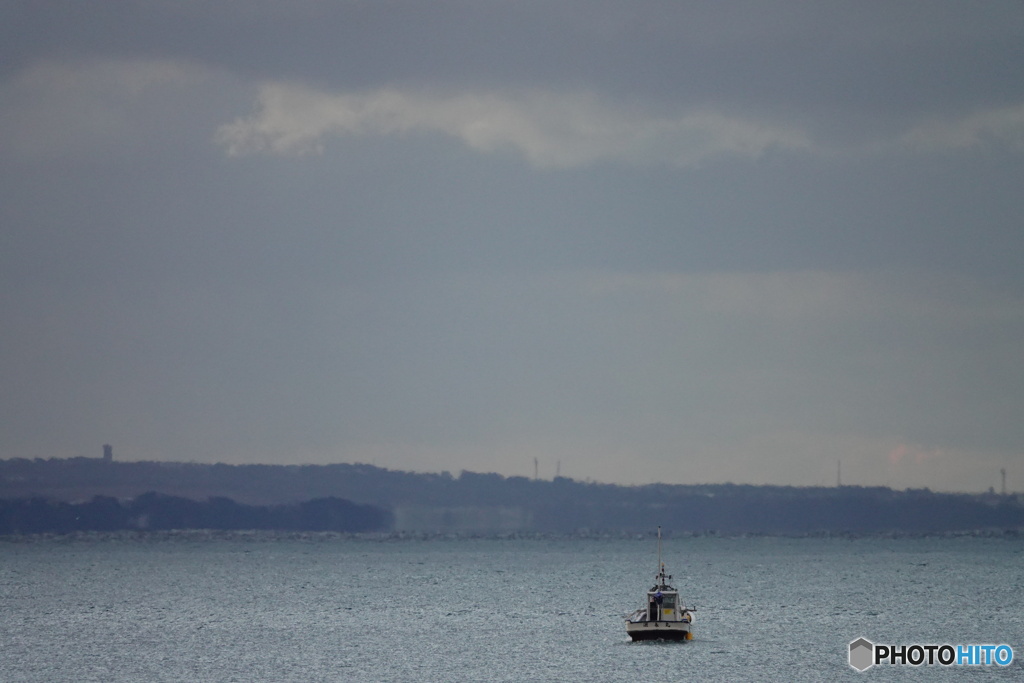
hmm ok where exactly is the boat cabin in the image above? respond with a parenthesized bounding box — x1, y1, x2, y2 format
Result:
(647, 585, 680, 621)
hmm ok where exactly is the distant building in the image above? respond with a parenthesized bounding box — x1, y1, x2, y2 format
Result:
(102, 444, 113, 462)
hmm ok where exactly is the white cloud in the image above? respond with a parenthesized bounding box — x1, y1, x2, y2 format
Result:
(0, 59, 234, 159)
(900, 102, 1024, 152)
(214, 83, 1024, 166)
(215, 83, 812, 167)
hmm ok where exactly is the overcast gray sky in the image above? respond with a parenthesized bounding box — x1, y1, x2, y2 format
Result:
(2, 1, 1023, 491)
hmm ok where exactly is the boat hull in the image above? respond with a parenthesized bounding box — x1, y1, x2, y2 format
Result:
(626, 620, 692, 641)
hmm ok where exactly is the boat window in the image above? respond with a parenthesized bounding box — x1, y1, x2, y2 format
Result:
(662, 594, 676, 608)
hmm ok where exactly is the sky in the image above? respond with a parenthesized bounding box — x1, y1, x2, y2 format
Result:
(2, 1, 1023, 492)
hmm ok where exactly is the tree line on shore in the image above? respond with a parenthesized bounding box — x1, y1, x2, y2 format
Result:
(0, 492, 392, 535)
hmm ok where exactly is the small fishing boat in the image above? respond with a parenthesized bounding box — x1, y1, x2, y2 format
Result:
(625, 527, 693, 641)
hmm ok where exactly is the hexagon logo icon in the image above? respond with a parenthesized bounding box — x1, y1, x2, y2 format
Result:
(849, 637, 874, 671)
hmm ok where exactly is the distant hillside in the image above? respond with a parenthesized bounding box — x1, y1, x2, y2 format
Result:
(1, 457, 1022, 534)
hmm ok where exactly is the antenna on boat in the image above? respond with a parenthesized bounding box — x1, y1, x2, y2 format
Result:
(657, 525, 662, 583)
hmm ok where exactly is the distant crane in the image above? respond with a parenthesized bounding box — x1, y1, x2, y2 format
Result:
(1001, 468, 1007, 496)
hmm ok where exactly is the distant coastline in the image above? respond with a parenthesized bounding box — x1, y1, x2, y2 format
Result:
(2, 457, 1022, 535)
(0, 492, 390, 536)
(1, 528, 1020, 543)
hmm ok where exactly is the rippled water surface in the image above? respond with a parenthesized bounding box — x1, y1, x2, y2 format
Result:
(2, 534, 1022, 681)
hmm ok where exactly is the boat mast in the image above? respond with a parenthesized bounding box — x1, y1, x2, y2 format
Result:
(657, 525, 662, 585)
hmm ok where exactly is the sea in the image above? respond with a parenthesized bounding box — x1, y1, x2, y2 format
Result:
(1, 532, 1022, 682)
